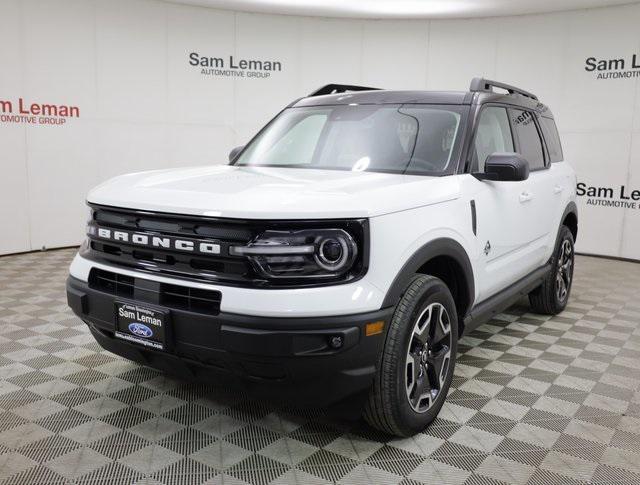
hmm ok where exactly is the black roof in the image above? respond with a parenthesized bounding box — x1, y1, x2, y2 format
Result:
(291, 78, 552, 118)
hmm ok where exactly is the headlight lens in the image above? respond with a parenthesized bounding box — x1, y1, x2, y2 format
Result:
(230, 228, 359, 281)
(315, 236, 349, 271)
(86, 206, 96, 237)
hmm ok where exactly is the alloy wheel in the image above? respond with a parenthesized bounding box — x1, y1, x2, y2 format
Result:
(405, 302, 452, 413)
(556, 238, 573, 303)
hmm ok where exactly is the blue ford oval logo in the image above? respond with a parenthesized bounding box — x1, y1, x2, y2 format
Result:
(128, 322, 153, 338)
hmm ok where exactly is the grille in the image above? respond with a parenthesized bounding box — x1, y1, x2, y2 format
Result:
(89, 268, 134, 298)
(85, 205, 260, 286)
(83, 204, 368, 288)
(160, 284, 221, 314)
(93, 208, 254, 240)
(89, 268, 221, 315)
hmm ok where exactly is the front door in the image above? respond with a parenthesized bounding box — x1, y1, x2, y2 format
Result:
(465, 106, 546, 302)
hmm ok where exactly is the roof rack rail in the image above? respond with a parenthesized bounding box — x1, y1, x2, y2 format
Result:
(309, 84, 381, 97)
(469, 77, 538, 101)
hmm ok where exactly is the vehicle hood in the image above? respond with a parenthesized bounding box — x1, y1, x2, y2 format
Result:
(87, 165, 461, 219)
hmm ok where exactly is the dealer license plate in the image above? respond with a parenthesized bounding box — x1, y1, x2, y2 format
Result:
(114, 302, 166, 351)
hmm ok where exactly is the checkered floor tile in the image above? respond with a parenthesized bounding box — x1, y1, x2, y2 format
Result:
(1, 249, 639, 484)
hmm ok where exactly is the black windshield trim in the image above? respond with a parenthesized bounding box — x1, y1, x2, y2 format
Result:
(235, 164, 450, 177)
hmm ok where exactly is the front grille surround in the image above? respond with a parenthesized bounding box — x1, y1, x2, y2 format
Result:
(83, 204, 369, 288)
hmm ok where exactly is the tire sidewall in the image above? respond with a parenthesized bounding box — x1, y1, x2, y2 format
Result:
(388, 277, 458, 433)
(553, 227, 575, 310)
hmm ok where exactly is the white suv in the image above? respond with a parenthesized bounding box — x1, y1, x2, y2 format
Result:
(67, 78, 577, 436)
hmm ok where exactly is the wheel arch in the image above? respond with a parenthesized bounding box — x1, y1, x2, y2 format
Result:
(561, 202, 578, 242)
(382, 238, 475, 335)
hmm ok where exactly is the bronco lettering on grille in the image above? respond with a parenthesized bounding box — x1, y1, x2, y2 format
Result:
(95, 227, 221, 255)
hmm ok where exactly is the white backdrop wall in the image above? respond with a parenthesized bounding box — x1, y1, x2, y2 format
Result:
(1, 0, 640, 258)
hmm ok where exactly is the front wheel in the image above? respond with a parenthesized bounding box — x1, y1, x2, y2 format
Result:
(529, 225, 575, 315)
(364, 275, 458, 436)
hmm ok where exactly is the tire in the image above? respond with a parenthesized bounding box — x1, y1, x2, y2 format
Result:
(364, 275, 458, 437)
(529, 225, 575, 315)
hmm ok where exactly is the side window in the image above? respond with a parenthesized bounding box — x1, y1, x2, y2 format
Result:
(540, 117, 563, 163)
(510, 109, 545, 170)
(473, 107, 514, 172)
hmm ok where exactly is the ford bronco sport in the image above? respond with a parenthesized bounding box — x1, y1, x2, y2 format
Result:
(67, 78, 577, 436)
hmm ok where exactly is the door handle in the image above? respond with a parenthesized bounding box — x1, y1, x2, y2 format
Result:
(554, 185, 563, 194)
(519, 191, 533, 203)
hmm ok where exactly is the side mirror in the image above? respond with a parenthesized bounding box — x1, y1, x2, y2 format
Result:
(473, 153, 529, 182)
(228, 145, 244, 162)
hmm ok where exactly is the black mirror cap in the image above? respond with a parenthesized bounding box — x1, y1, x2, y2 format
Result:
(475, 152, 530, 182)
(228, 145, 245, 163)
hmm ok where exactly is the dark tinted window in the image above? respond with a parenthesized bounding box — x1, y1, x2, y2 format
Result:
(540, 117, 563, 162)
(510, 109, 545, 170)
(473, 107, 514, 172)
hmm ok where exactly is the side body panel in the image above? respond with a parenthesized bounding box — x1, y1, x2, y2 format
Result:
(461, 174, 540, 302)
(368, 180, 479, 307)
(545, 160, 578, 247)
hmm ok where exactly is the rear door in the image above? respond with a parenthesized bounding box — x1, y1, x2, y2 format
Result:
(508, 108, 555, 268)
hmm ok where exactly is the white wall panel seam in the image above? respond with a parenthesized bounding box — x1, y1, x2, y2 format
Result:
(19, 0, 34, 251)
(617, 28, 640, 258)
(425, 19, 431, 89)
(20, 1, 32, 252)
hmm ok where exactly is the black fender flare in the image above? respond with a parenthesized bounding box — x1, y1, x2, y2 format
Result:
(381, 237, 475, 316)
(560, 201, 578, 240)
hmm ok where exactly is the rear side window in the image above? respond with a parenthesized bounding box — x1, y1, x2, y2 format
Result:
(510, 109, 545, 170)
(540, 117, 563, 162)
(472, 107, 514, 172)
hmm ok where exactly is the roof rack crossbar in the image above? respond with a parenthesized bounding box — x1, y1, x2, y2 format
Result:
(469, 77, 538, 100)
(309, 84, 381, 97)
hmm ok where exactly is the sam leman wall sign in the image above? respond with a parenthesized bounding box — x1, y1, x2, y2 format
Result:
(584, 53, 640, 79)
(0, 97, 79, 126)
(189, 52, 282, 79)
(578, 181, 640, 209)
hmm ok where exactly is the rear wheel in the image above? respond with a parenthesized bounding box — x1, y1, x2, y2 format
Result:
(529, 225, 575, 315)
(364, 275, 458, 436)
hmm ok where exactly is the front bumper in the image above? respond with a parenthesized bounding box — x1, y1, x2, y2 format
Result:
(69, 252, 386, 317)
(67, 275, 393, 407)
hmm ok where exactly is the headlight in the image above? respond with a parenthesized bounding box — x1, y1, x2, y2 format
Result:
(86, 206, 96, 237)
(315, 235, 351, 271)
(230, 228, 359, 281)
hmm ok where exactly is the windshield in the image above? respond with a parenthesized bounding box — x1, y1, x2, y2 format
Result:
(234, 104, 467, 175)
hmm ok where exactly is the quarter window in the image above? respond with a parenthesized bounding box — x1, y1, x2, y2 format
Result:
(511, 109, 545, 170)
(472, 107, 514, 172)
(540, 117, 563, 163)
